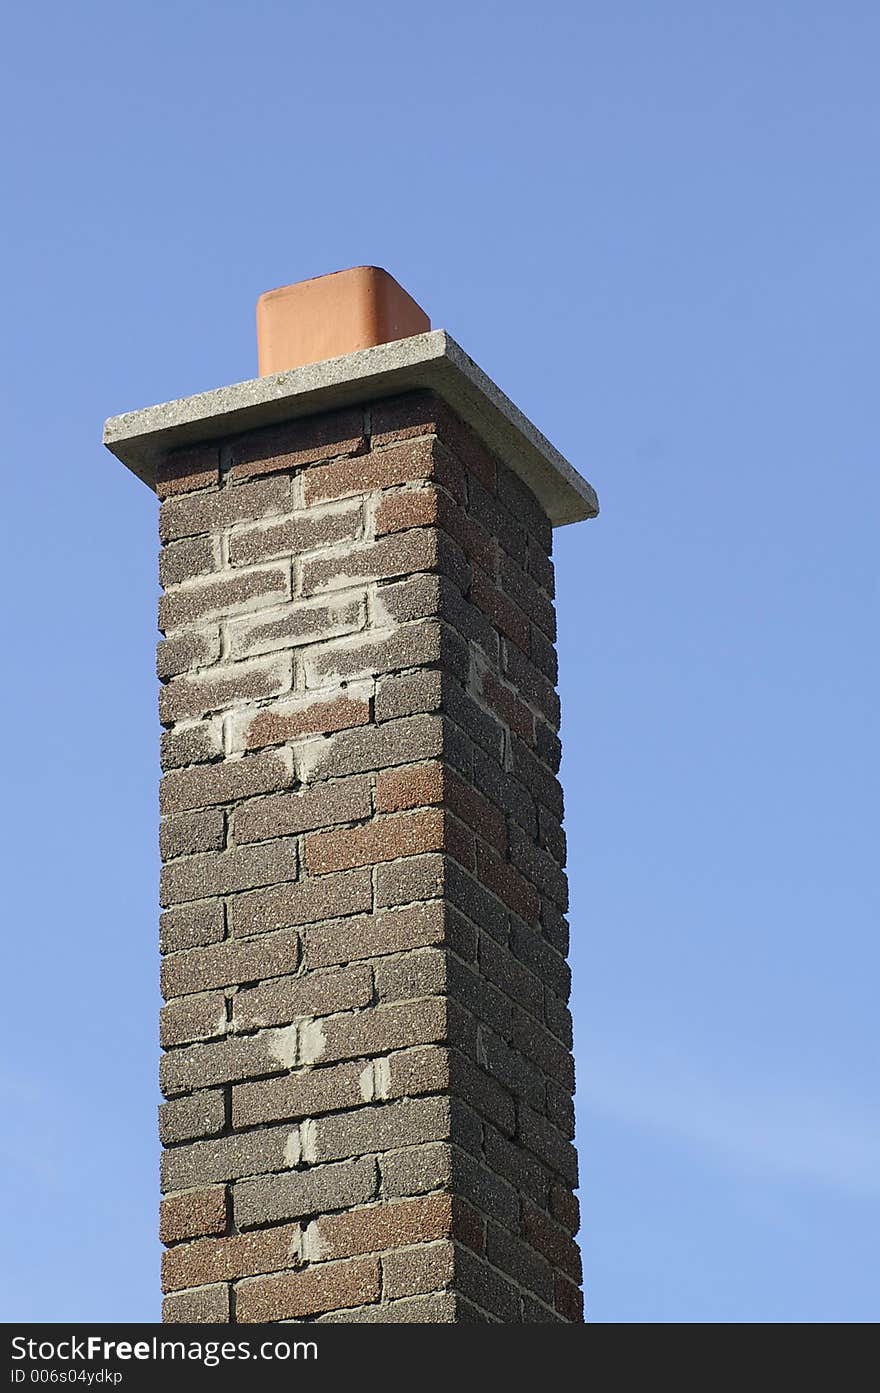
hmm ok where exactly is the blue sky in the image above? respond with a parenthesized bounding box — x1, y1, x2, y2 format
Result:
(1, 1, 877, 1322)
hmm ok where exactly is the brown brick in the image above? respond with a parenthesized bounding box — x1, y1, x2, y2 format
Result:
(159, 657, 290, 724)
(496, 463, 552, 549)
(303, 620, 467, 689)
(227, 595, 364, 660)
(242, 694, 370, 750)
(486, 1221, 553, 1302)
(159, 901, 226, 955)
(310, 1096, 450, 1165)
(160, 1025, 300, 1096)
(232, 1059, 366, 1129)
(480, 669, 535, 744)
(315, 1291, 462, 1322)
(159, 565, 289, 631)
(162, 1222, 302, 1292)
(230, 868, 372, 936)
(500, 552, 555, 639)
(159, 808, 225, 861)
(382, 1240, 455, 1300)
(304, 435, 463, 506)
(374, 951, 447, 1005)
(304, 808, 445, 875)
(228, 501, 362, 566)
(161, 927, 300, 998)
(159, 475, 291, 543)
(455, 1248, 519, 1321)
(303, 901, 448, 970)
(555, 1275, 584, 1323)
(157, 444, 219, 499)
(159, 838, 297, 907)
(302, 713, 443, 783)
(369, 391, 444, 447)
(522, 1198, 583, 1282)
(159, 1089, 226, 1145)
(299, 528, 434, 595)
(157, 627, 220, 680)
(160, 1122, 297, 1192)
(160, 989, 227, 1047)
(230, 409, 365, 481)
(374, 851, 445, 908)
(518, 1104, 579, 1185)
(470, 571, 530, 651)
(160, 720, 223, 771)
(233, 963, 373, 1030)
(234, 1158, 378, 1229)
(374, 486, 437, 536)
(162, 1284, 229, 1323)
(305, 1194, 458, 1262)
(235, 774, 371, 845)
(379, 1141, 454, 1199)
(160, 1186, 227, 1245)
(550, 1183, 580, 1236)
(374, 669, 443, 723)
(306, 998, 447, 1069)
(159, 534, 218, 588)
(236, 1256, 380, 1322)
(502, 641, 560, 726)
(475, 843, 539, 923)
(375, 761, 443, 814)
(160, 750, 293, 816)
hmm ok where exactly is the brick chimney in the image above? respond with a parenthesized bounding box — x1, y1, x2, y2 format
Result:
(103, 267, 598, 1324)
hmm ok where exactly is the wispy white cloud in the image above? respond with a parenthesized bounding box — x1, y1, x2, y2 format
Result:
(577, 1046, 880, 1196)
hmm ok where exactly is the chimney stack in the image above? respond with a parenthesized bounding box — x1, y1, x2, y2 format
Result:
(104, 268, 598, 1324)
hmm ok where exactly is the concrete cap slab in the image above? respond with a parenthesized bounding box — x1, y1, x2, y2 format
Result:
(103, 329, 598, 527)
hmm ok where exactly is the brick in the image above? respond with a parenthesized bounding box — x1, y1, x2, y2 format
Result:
(374, 486, 437, 536)
(230, 868, 372, 937)
(374, 669, 443, 723)
(511, 1005, 575, 1091)
(159, 901, 225, 955)
(479, 1030, 545, 1112)
(311, 1096, 451, 1164)
(486, 1221, 553, 1302)
(480, 669, 534, 744)
(500, 553, 555, 639)
(156, 444, 219, 499)
(522, 1198, 582, 1282)
(555, 1275, 584, 1323)
(546, 1077, 575, 1134)
(470, 571, 530, 651)
(236, 1256, 380, 1322)
(159, 564, 290, 631)
(518, 1104, 579, 1185)
(484, 1127, 550, 1206)
(228, 501, 362, 566)
(160, 1024, 300, 1095)
(496, 463, 552, 549)
(373, 571, 441, 624)
(162, 1284, 229, 1323)
(159, 656, 290, 724)
(156, 626, 220, 680)
(301, 714, 443, 783)
(369, 390, 444, 447)
(160, 720, 223, 771)
(305, 1194, 464, 1263)
(235, 774, 371, 844)
(161, 927, 300, 998)
(305, 999, 446, 1070)
(303, 621, 467, 690)
(303, 901, 450, 970)
(158, 1089, 226, 1145)
(159, 808, 225, 861)
(232, 1059, 366, 1129)
(230, 409, 365, 481)
(444, 861, 508, 942)
(382, 1240, 455, 1300)
(241, 694, 370, 751)
(300, 528, 450, 596)
(162, 1222, 302, 1293)
(227, 595, 364, 659)
(550, 1183, 580, 1235)
(160, 990, 227, 1047)
(374, 761, 443, 814)
(456, 1247, 519, 1322)
(233, 964, 373, 1030)
(159, 475, 291, 543)
(469, 478, 525, 561)
(304, 808, 445, 875)
(159, 534, 218, 588)
(374, 851, 445, 908)
(160, 749, 294, 815)
(160, 839, 297, 907)
(379, 1141, 454, 1199)
(502, 642, 560, 727)
(452, 1149, 520, 1227)
(160, 1122, 298, 1192)
(159, 1186, 227, 1246)
(235, 1158, 378, 1229)
(374, 950, 447, 1004)
(527, 534, 555, 596)
(304, 435, 463, 507)
(510, 919, 570, 998)
(521, 1295, 564, 1323)
(479, 936, 543, 1018)
(320, 1291, 460, 1322)
(475, 843, 539, 923)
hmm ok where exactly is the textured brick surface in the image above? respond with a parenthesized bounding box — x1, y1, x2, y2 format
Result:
(153, 390, 580, 1324)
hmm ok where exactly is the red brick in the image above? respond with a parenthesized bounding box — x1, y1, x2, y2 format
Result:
(305, 1194, 469, 1262)
(161, 1223, 302, 1292)
(160, 1186, 227, 1246)
(375, 761, 444, 813)
(470, 572, 530, 651)
(243, 695, 370, 749)
(236, 1256, 380, 1322)
(159, 534, 218, 588)
(156, 445, 219, 499)
(382, 1241, 455, 1300)
(230, 408, 365, 481)
(480, 669, 535, 744)
(304, 808, 445, 874)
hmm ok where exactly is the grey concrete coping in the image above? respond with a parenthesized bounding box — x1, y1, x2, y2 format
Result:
(103, 330, 598, 527)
